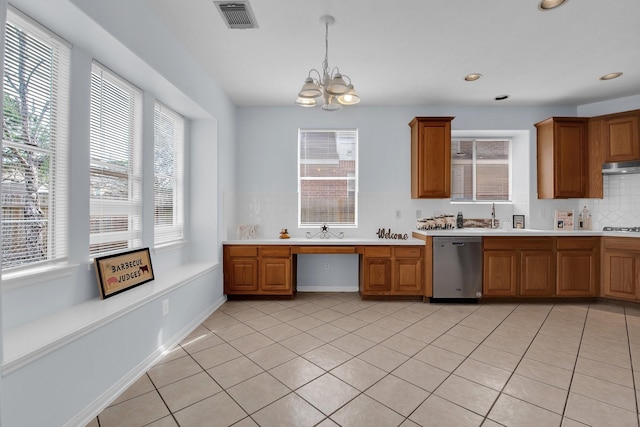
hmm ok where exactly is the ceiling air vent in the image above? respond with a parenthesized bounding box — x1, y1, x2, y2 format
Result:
(214, 1, 258, 29)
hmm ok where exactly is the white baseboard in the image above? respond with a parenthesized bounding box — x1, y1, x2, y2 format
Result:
(297, 285, 358, 292)
(66, 294, 227, 427)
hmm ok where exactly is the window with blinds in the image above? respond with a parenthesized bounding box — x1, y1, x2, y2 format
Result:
(154, 102, 184, 246)
(2, 8, 70, 271)
(451, 139, 511, 202)
(89, 62, 142, 256)
(298, 129, 358, 227)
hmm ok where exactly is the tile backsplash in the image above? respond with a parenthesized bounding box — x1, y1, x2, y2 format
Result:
(581, 173, 640, 229)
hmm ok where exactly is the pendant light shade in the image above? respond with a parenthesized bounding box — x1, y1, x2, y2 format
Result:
(298, 77, 322, 98)
(337, 84, 360, 105)
(295, 15, 360, 110)
(326, 73, 349, 95)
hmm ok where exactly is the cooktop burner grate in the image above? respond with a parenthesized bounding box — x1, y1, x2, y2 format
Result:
(603, 226, 640, 232)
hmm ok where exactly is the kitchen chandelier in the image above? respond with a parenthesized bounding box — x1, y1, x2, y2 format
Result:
(295, 15, 360, 111)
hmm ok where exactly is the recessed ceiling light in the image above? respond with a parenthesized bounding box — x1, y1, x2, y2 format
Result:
(464, 73, 482, 82)
(539, 0, 568, 10)
(495, 94, 509, 101)
(600, 72, 623, 81)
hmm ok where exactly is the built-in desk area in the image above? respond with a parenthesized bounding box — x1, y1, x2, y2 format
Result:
(222, 238, 428, 300)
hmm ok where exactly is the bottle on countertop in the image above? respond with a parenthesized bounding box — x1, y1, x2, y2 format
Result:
(579, 206, 591, 230)
(456, 211, 464, 228)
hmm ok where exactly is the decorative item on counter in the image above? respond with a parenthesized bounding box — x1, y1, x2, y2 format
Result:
(236, 224, 259, 239)
(306, 223, 344, 239)
(434, 215, 446, 229)
(417, 218, 436, 230)
(513, 215, 525, 229)
(279, 228, 290, 239)
(376, 228, 409, 240)
(554, 210, 574, 230)
(461, 218, 500, 229)
(444, 215, 456, 229)
(578, 206, 592, 230)
(456, 211, 464, 229)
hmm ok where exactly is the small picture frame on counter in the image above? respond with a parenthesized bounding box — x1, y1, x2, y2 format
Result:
(554, 210, 574, 231)
(513, 215, 525, 229)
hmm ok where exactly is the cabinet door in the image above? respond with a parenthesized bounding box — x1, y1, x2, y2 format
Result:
(410, 117, 453, 198)
(362, 258, 392, 293)
(605, 114, 640, 162)
(225, 258, 259, 293)
(520, 251, 554, 296)
(483, 251, 517, 296)
(602, 251, 639, 301)
(393, 258, 423, 294)
(554, 120, 586, 198)
(586, 118, 604, 198)
(259, 258, 292, 292)
(556, 250, 597, 296)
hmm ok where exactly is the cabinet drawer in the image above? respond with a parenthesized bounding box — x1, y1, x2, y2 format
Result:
(363, 246, 392, 258)
(484, 237, 553, 251)
(556, 237, 597, 250)
(260, 246, 291, 257)
(602, 237, 640, 252)
(227, 246, 258, 257)
(395, 246, 422, 258)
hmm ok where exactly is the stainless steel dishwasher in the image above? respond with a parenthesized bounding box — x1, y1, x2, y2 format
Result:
(432, 236, 483, 301)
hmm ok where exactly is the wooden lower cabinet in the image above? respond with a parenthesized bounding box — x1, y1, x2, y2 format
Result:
(361, 246, 423, 297)
(484, 237, 599, 298)
(484, 237, 554, 297)
(556, 238, 598, 296)
(602, 237, 640, 301)
(224, 245, 294, 296)
(483, 250, 517, 296)
(521, 250, 554, 296)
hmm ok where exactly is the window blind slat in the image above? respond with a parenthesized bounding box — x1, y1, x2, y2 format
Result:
(298, 129, 358, 227)
(153, 102, 184, 245)
(2, 8, 70, 271)
(89, 62, 142, 257)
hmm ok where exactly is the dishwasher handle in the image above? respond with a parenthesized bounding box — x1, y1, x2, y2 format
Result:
(452, 242, 466, 247)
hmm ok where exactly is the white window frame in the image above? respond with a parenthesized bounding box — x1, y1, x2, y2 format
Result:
(153, 102, 185, 246)
(1, 7, 70, 274)
(298, 129, 358, 228)
(89, 61, 142, 257)
(451, 138, 512, 203)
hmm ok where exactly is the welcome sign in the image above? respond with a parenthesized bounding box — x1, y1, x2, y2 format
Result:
(94, 248, 155, 299)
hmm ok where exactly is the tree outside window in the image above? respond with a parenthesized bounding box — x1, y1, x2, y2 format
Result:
(2, 10, 69, 270)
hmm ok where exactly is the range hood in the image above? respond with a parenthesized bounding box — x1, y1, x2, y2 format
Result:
(602, 160, 640, 175)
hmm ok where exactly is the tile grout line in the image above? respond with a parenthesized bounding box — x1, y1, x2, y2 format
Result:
(623, 306, 640, 420)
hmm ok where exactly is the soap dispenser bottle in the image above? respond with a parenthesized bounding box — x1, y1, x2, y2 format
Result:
(456, 211, 464, 229)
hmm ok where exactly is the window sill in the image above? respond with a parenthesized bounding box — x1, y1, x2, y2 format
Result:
(2, 261, 219, 375)
(2, 262, 79, 291)
(154, 240, 188, 254)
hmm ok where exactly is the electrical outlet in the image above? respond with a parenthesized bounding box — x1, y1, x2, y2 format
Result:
(395, 209, 401, 219)
(162, 299, 169, 316)
(416, 209, 422, 218)
(324, 262, 330, 270)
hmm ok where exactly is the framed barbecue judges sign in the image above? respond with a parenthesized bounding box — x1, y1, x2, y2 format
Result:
(94, 248, 154, 299)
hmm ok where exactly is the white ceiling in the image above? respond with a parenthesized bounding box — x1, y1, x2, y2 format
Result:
(144, 0, 640, 108)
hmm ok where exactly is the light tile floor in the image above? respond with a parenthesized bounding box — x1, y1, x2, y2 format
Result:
(88, 293, 640, 427)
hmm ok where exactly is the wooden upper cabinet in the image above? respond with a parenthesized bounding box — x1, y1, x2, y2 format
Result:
(586, 118, 604, 198)
(603, 111, 640, 162)
(409, 117, 454, 198)
(535, 117, 588, 199)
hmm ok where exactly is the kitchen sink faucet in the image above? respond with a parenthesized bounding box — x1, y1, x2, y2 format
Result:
(491, 203, 496, 228)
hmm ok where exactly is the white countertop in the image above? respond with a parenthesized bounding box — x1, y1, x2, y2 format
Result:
(223, 237, 426, 245)
(413, 229, 640, 238)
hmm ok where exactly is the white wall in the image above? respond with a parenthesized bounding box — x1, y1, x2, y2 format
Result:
(0, 0, 236, 425)
(232, 104, 578, 241)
